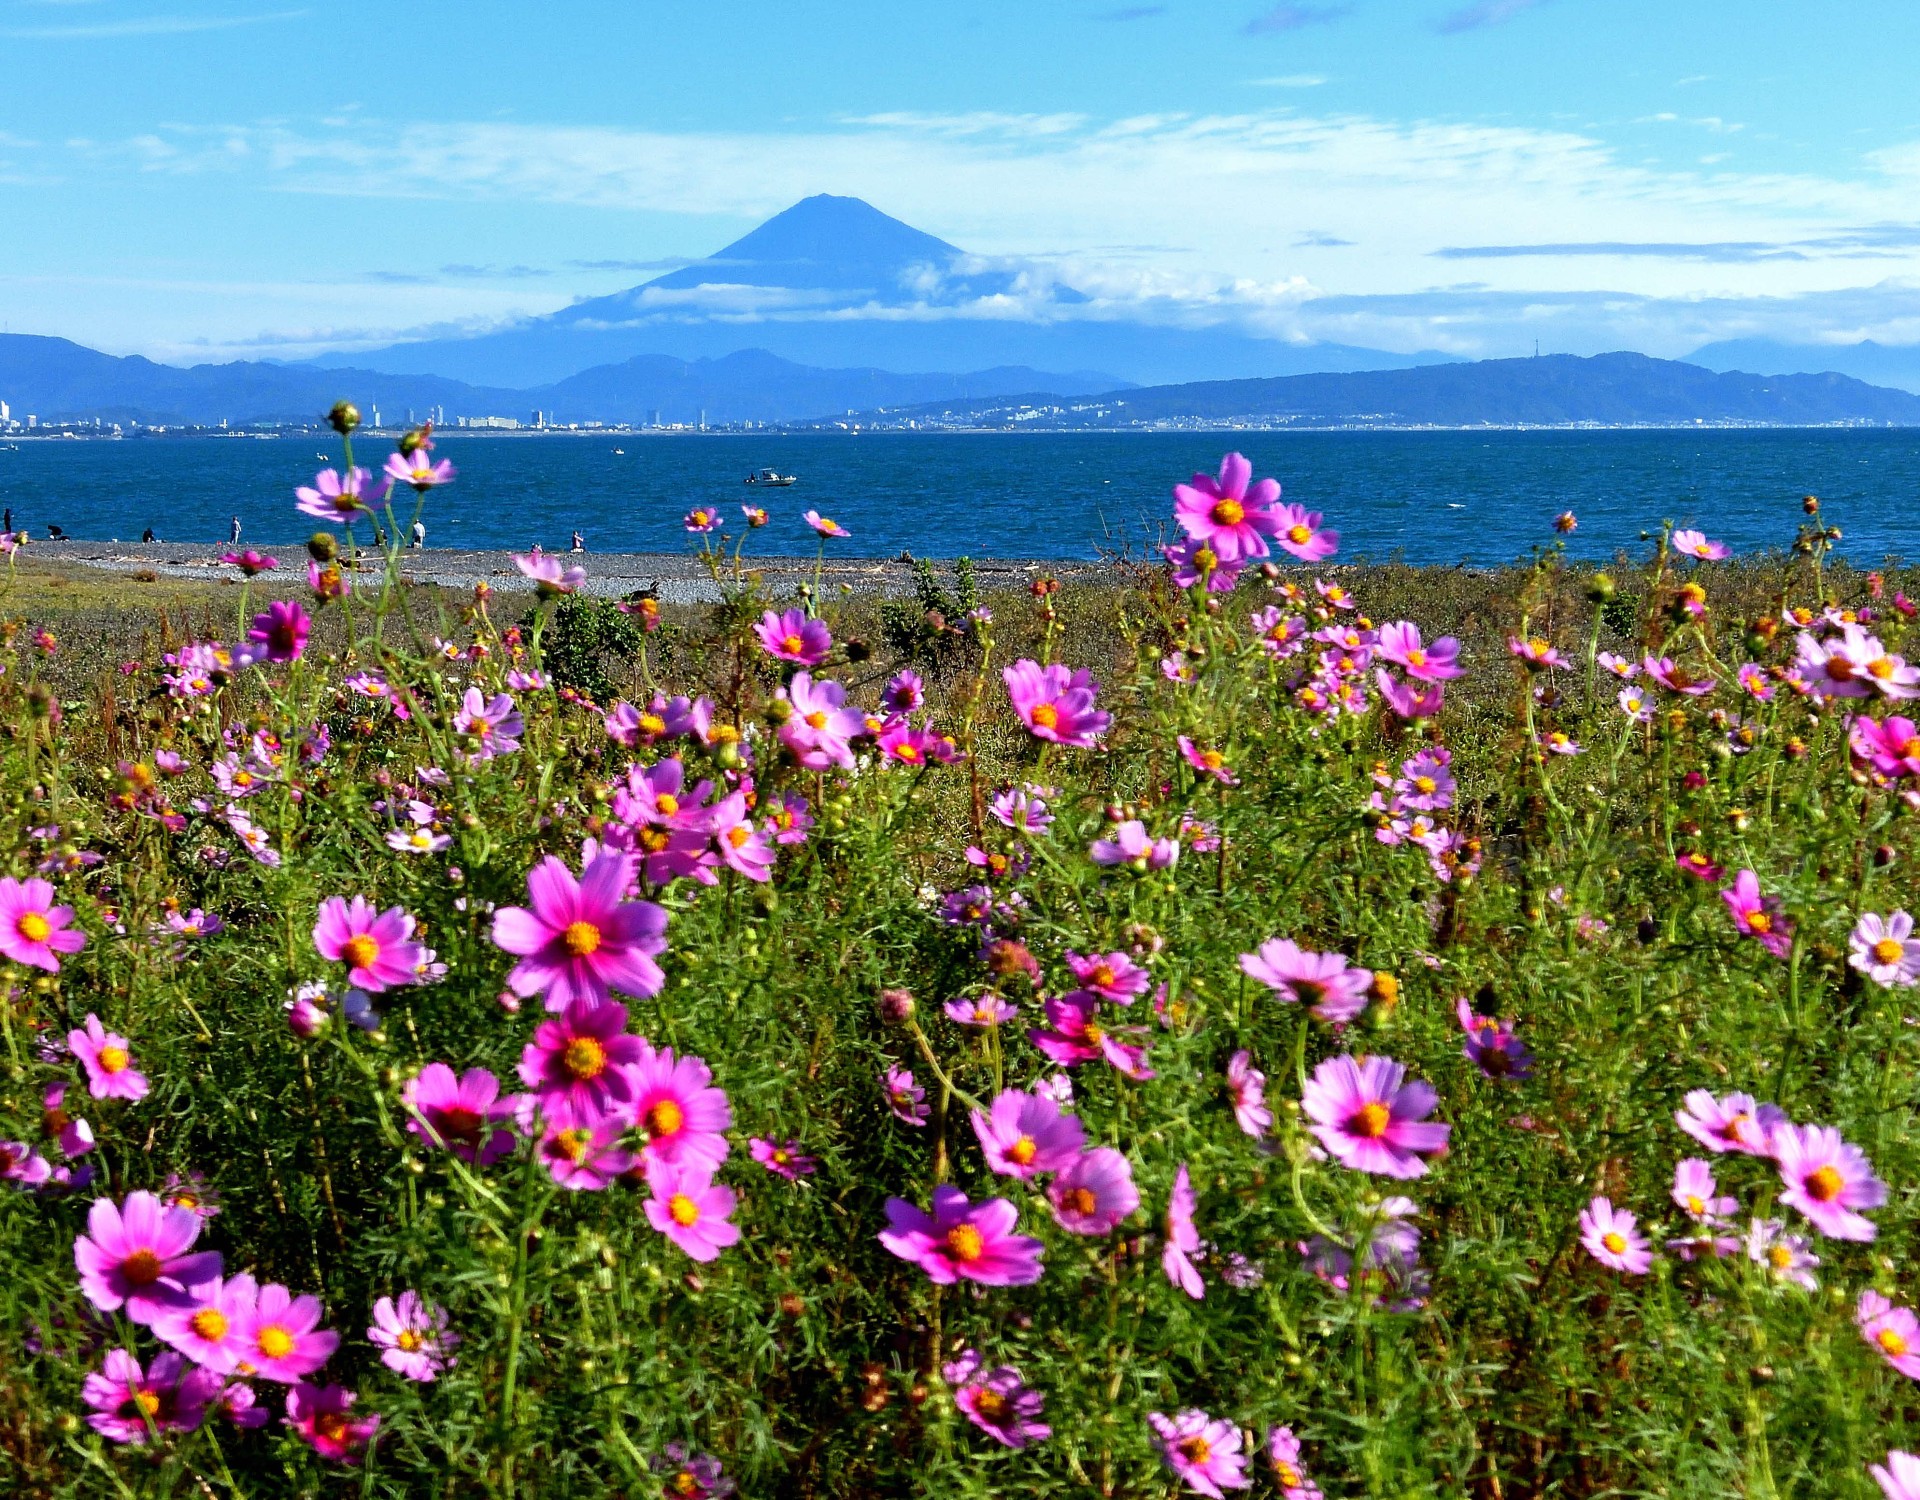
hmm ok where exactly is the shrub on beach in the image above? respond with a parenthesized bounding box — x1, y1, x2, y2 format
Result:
(0, 425, 1917, 1498)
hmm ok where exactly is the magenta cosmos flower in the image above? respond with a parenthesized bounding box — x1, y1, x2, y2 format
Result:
(513, 547, 586, 596)
(384, 449, 455, 491)
(1172, 452, 1283, 563)
(803, 509, 850, 538)
(1048, 1147, 1139, 1234)
(1579, 1196, 1652, 1274)
(777, 671, 865, 770)
(237, 1282, 339, 1382)
(1301, 1055, 1449, 1179)
(295, 466, 388, 523)
(1671, 528, 1729, 561)
(1148, 1409, 1251, 1498)
(1003, 659, 1110, 747)
(284, 1382, 378, 1464)
(370, 1291, 457, 1382)
(1090, 820, 1179, 871)
(0, 875, 85, 971)
(454, 688, 524, 760)
(643, 1161, 740, 1262)
(879, 1185, 1044, 1286)
(1273, 503, 1338, 564)
(970, 1088, 1085, 1180)
(1240, 939, 1373, 1024)
(1162, 1163, 1204, 1299)
(755, 607, 831, 666)
(1226, 1050, 1271, 1137)
(1177, 735, 1239, 786)
(1722, 870, 1793, 958)
(75, 1190, 221, 1323)
(312, 896, 426, 993)
(1859, 1290, 1920, 1379)
(749, 1137, 818, 1178)
(1642, 654, 1715, 695)
(491, 851, 670, 1008)
(942, 1348, 1051, 1449)
(538, 1118, 632, 1190)
(518, 997, 644, 1126)
(1851, 911, 1920, 987)
(1773, 1123, 1886, 1241)
(401, 1064, 517, 1165)
(1675, 1089, 1785, 1156)
(69, 1013, 148, 1102)
(1875, 1452, 1920, 1500)
(1672, 1158, 1736, 1222)
(628, 1041, 732, 1174)
(152, 1272, 258, 1374)
(883, 1065, 929, 1126)
(1065, 949, 1152, 1005)
(1374, 621, 1462, 682)
(82, 1349, 218, 1444)
(246, 601, 310, 663)
(1456, 998, 1533, 1080)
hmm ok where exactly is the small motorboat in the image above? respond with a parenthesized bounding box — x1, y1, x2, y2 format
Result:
(612, 448, 625, 455)
(745, 468, 798, 487)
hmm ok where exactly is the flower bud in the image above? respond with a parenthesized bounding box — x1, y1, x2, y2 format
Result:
(1585, 572, 1616, 603)
(327, 400, 360, 435)
(1802, 494, 1821, 514)
(307, 531, 339, 562)
(1874, 844, 1897, 868)
(398, 423, 433, 456)
(286, 994, 329, 1038)
(878, 987, 915, 1024)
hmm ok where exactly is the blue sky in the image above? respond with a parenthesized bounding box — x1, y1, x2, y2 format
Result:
(5, 0, 1920, 364)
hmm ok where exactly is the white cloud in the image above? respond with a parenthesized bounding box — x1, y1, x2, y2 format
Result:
(1250, 74, 1329, 88)
(0, 9, 306, 39)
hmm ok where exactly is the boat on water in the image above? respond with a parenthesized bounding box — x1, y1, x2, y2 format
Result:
(612, 448, 625, 455)
(745, 468, 798, 487)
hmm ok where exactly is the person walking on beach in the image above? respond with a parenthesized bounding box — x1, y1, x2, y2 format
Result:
(4, 509, 12, 534)
(411, 520, 426, 549)
(571, 530, 585, 553)
(229, 515, 241, 544)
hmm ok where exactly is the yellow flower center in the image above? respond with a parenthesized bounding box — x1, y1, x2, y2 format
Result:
(1769, 1245, 1793, 1270)
(1181, 1436, 1214, 1464)
(805, 710, 829, 730)
(255, 1326, 295, 1360)
(1684, 1194, 1705, 1215)
(973, 1388, 1009, 1420)
(16, 911, 49, 943)
(1881, 1328, 1911, 1357)
(1407, 648, 1428, 667)
(656, 793, 679, 815)
(1805, 1164, 1845, 1202)
(646, 1100, 685, 1139)
(1601, 1231, 1627, 1255)
(1351, 1102, 1391, 1139)
(1286, 524, 1311, 545)
(396, 1330, 422, 1352)
(1413, 776, 1438, 795)
(782, 634, 805, 654)
(1873, 937, 1905, 965)
(562, 921, 602, 957)
(1027, 703, 1061, 731)
(669, 1193, 701, 1227)
(132, 1389, 162, 1418)
(945, 1224, 985, 1262)
(1210, 498, 1246, 527)
(1063, 1187, 1097, 1215)
(341, 934, 380, 970)
(1870, 657, 1897, 680)
(555, 1128, 592, 1163)
(1276, 1462, 1301, 1487)
(1007, 1136, 1038, 1166)
(98, 1045, 129, 1074)
(191, 1309, 229, 1341)
(1746, 912, 1771, 934)
(639, 713, 667, 736)
(563, 1036, 607, 1080)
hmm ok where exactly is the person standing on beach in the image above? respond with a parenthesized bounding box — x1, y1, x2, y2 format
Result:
(411, 520, 426, 549)
(229, 516, 241, 544)
(3, 509, 12, 534)
(571, 530, 585, 553)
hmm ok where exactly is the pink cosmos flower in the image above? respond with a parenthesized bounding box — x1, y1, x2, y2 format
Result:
(777, 671, 865, 770)
(947, 993, 1019, 1027)
(1090, 820, 1179, 870)
(1671, 1158, 1736, 1222)
(221, 548, 277, 575)
(880, 668, 925, 713)
(245, 601, 310, 663)
(1675, 851, 1723, 881)
(0, 1139, 51, 1187)
(992, 785, 1054, 835)
(756, 607, 831, 666)
(69, 1013, 148, 1102)
(883, 1065, 928, 1126)
(74, 1191, 220, 1322)
(230, 1282, 337, 1384)
(1003, 659, 1110, 747)
(761, 792, 814, 846)
(1858, 1291, 1920, 1380)
(1376, 670, 1445, 719)
(803, 509, 850, 538)
(643, 1161, 740, 1262)
(518, 998, 644, 1125)
(1456, 998, 1532, 1080)
(401, 1065, 518, 1165)
(312, 897, 425, 993)
(970, 1088, 1085, 1179)
(1675, 1089, 1785, 1156)
(651, 1442, 736, 1498)
(1737, 662, 1775, 701)
(1267, 1426, 1316, 1499)
(1148, 1408, 1250, 1497)
(1772, 1123, 1886, 1241)
(1225, 1050, 1271, 1137)
(82, 1349, 217, 1444)
(1747, 1217, 1821, 1288)
(1851, 911, 1920, 986)
(749, 1137, 818, 1178)
(384, 450, 455, 491)
(283, 1383, 378, 1464)
(1642, 654, 1715, 695)
(1273, 503, 1338, 563)
(1161, 1163, 1205, 1299)
(1239, 939, 1373, 1024)
(1374, 622, 1462, 682)
(1302, 1055, 1449, 1178)
(1579, 1196, 1652, 1273)
(491, 852, 669, 1008)
(0, 876, 84, 972)
(1722, 869, 1793, 958)
(295, 466, 388, 523)
(1671, 528, 1729, 560)
(1177, 735, 1239, 786)
(513, 547, 586, 596)
(1508, 636, 1567, 671)
(453, 688, 524, 760)
(1874, 1452, 1920, 1500)
(878, 1185, 1044, 1286)
(1065, 950, 1152, 1005)
(369, 1291, 456, 1382)
(1048, 1147, 1139, 1235)
(709, 791, 776, 880)
(628, 1042, 732, 1174)
(1853, 714, 1920, 777)
(942, 1348, 1052, 1449)
(1028, 995, 1156, 1079)
(537, 1118, 633, 1189)
(683, 505, 722, 532)
(1171, 452, 1283, 562)
(152, 1272, 258, 1374)
(1166, 536, 1244, 593)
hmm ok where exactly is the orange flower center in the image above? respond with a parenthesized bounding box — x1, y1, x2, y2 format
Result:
(341, 934, 380, 970)
(1181, 1436, 1214, 1464)
(639, 713, 667, 736)
(1769, 1245, 1793, 1270)
(945, 1224, 985, 1262)
(563, 1036, 607, 1079)
(17, 911, 50, 943)
(646, 1100, 685, 1139)
(1210, 498, 1246, 527)
(1286, 524, 1311, 545)
(1007, 1136, 1038, 1166)
(120, 1249, 163, 1285)
(396, 1329, 423, 1352)
(562, 921, 602, 957)
(1601, 1231, 1627, 1255)
(98, 1045, 129, 1074)
(1350, 1102, 1391, 1139)
(1029, 703, 1060, 731)
(728, 825, 752, 848)
(1063, 1187, 1096, 1215)
(782, 634, 804, 654)
(256, 1326, 295, 1360)
(1804, 1164, 1845, 1202)
(1746, 912, 1771, 934)
(191, 1308, 229, 1341)
(655, 793, 679, 815)
(1874, 937, 1905, 965)
(973, 1388, 1009, 1420)
(805, 710, 829, 730)
(1881, 1328, 1911, 1357)
(1870, 657, 1897, 680)
(1684, 1194, 1705, 1216)
(554, 1128, 592, 1163)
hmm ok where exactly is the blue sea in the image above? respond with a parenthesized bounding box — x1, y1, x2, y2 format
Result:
(2, 429, 1918, 565)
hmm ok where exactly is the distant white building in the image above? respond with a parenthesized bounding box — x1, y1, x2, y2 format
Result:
(457, 416, 522, 430)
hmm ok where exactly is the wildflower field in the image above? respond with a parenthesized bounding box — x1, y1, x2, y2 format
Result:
(3, 414, 1920, 1500)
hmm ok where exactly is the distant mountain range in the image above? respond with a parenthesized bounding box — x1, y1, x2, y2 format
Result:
(1687, 338, 1920, 396)
(831, 352, 1920, 430)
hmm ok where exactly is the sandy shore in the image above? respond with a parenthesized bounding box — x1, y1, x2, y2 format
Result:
(21, 540, 1108, 604)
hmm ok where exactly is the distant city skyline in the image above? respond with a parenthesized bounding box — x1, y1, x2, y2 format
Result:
(3, 0, 1920, 366)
